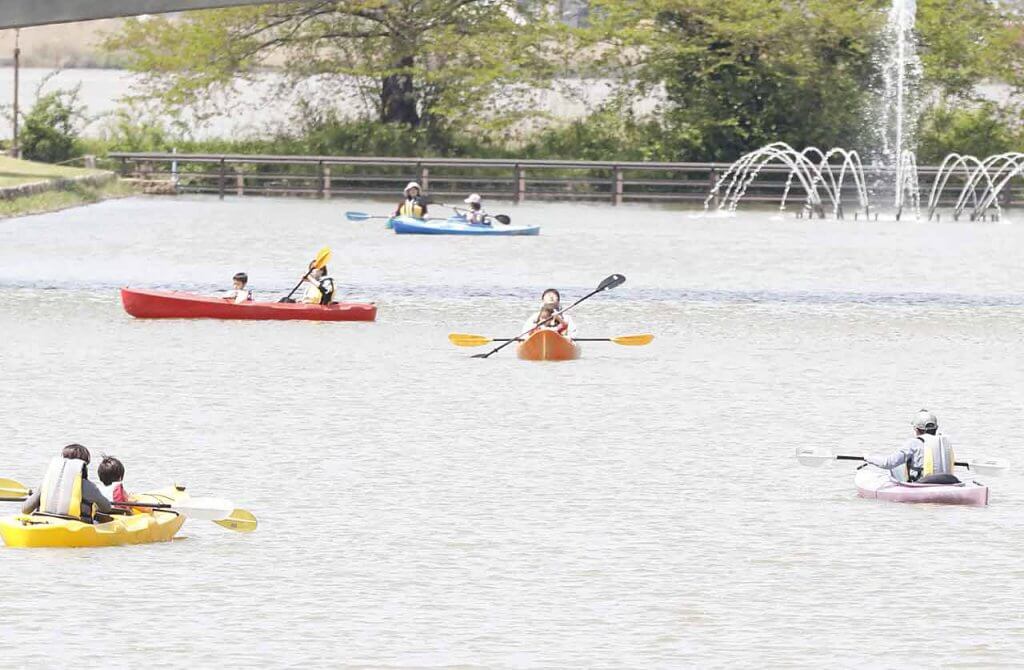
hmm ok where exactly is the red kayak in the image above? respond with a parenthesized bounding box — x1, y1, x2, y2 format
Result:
(121, 288, 377, 322)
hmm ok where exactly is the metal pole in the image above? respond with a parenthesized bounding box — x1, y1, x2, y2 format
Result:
(11, 29, 20, 157)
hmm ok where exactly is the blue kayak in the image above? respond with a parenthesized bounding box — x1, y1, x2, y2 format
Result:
(390, 215, 540, 236)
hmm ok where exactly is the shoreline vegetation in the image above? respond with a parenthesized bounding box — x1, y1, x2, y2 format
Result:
(0, 2, 1022, 218)
(0, 156, 132, 219)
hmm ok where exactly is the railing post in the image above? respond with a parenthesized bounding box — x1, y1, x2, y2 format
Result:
(235, 167, 244, 196)
(119, 156, 127, 176)
(709, 167, 719, 207)
(420, 164, 429, 191)
(613, 165, 623, 206)
(322, 164, 331, 199)
(515, 164, 525, 203)
(218, 158, 226, 199)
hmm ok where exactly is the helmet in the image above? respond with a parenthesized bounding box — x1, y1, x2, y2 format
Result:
(911, 409, 938, 431)
(404, 182, 421, 195)
(464, 193, 481, 204)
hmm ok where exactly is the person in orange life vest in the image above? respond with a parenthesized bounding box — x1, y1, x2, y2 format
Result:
(97, 456, 130, 506)
(21, 443, 112, 521)
(395, 182, 428, 218)
(532, 305, 568, 334)
(521, 288, 578, 338)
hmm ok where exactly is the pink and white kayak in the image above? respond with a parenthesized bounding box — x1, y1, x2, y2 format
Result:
(855, 467, 989, 506)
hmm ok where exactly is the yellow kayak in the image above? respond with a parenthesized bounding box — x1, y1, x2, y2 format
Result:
(0, 486, 189, 549)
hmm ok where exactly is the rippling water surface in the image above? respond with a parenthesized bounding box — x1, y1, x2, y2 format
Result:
(1, 196, 1022, 667)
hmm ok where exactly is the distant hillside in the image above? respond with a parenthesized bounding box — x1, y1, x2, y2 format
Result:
(0, 19, 127, 68)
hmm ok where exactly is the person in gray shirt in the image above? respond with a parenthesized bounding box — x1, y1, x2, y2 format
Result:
(21, 443, 112, 521)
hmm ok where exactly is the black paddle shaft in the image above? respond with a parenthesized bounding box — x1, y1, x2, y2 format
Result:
(280, 268, 314, 303)
(474, 274, 626, 359)
(835, 454, 971, 468)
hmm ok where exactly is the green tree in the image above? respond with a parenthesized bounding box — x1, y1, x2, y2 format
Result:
(580, 0, 885, 161)
(917, 0, 1024, 100)
(20, 87, 85, 163)
(917, 101, 1023, 163)
(104, 1, 564, 141)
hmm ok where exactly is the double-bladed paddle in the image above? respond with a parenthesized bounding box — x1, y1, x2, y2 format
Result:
(0, 477, 257, 532)
(280, 246, 331, 303)
(449, 333, 653, 347)
(794, 448, 1009, 477)
(345, 211, 388, 222)
(471, 274, 626, 359)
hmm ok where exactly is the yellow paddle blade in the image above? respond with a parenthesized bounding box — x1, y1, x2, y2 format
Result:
(0, 477, 29, 499)
(213, 508, 258, 533)
(448, 333, 493, 347)
(611, 334, 654, 346)
(311, 246, 332, 269)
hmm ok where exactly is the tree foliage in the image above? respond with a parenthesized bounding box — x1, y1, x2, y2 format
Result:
(20, 87, 85, 163)
(104, 1, 565, 139)
(102, 0, 1024, 162)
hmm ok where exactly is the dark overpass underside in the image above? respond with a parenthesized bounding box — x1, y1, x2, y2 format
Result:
(0, 0, 295, 29)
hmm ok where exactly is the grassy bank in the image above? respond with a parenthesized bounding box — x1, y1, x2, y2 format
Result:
(0, 156, 135, 219)
(0, 179, 135, 219)
(0, 155, 104, 187)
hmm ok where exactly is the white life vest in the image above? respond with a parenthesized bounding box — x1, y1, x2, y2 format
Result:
(914, 434, 955, 480)
(39, 458, 86, 518)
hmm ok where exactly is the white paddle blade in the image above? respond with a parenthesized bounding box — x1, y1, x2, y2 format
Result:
(966, 459, 1009, 477)
(172, 497, 235, 521)
(795, 447, 835, 468)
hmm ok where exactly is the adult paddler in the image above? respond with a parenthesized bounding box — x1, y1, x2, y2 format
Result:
(521, 288, 578, 338)
(21, 444, 112, 521)
(395, 181, 428, 219)
(864, 410, 958, 484)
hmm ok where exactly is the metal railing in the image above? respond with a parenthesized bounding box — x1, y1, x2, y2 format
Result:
(108, 152, 1022, 208)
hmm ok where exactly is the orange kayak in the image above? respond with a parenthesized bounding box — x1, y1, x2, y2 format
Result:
(517, 329, 581, 361)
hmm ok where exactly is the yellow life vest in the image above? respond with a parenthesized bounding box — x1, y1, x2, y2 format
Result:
(399, 198, 424, 218)
(302, 277, 335, 305)
(920, 434, 955, 478)
(39, 457, 85, 518)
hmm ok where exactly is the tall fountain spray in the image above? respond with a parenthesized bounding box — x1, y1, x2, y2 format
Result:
(879, 0, 922, 219)
(706, 0, 1023, 221)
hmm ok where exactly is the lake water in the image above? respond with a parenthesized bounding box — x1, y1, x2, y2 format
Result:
(1, 196, 1023, 666)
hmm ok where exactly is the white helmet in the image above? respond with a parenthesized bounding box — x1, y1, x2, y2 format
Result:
(464, 193, 481, 205)
(404, 181, 421, 195)
(911, 409, 938, 431)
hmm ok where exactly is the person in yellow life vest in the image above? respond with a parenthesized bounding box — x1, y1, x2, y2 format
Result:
(395, 181, 428, 218)
(864, 410, 958, 484)
(21, 444, 112, 521)
(301, 265, 336, 305)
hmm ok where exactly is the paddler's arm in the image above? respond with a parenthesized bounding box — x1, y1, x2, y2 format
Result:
(82, 479, 112, 514)
(864, 443, 915, 470)
(21, 490, 40, 514)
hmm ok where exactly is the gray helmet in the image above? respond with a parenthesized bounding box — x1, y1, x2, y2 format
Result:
(911, 409, 938, 431)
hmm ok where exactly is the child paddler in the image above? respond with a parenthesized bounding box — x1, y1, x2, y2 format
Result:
(21, 444, 112, 522)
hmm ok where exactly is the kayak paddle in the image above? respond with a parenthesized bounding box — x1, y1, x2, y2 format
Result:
(472, 274, 627, 359)
(794, 448, 1009, 476)
(449, 333, 653, 347)
(214, 508, 258, 533)
(280, 246, 331, 303)
(0, 477, 257, 531)
(345, 211, 382, 221)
